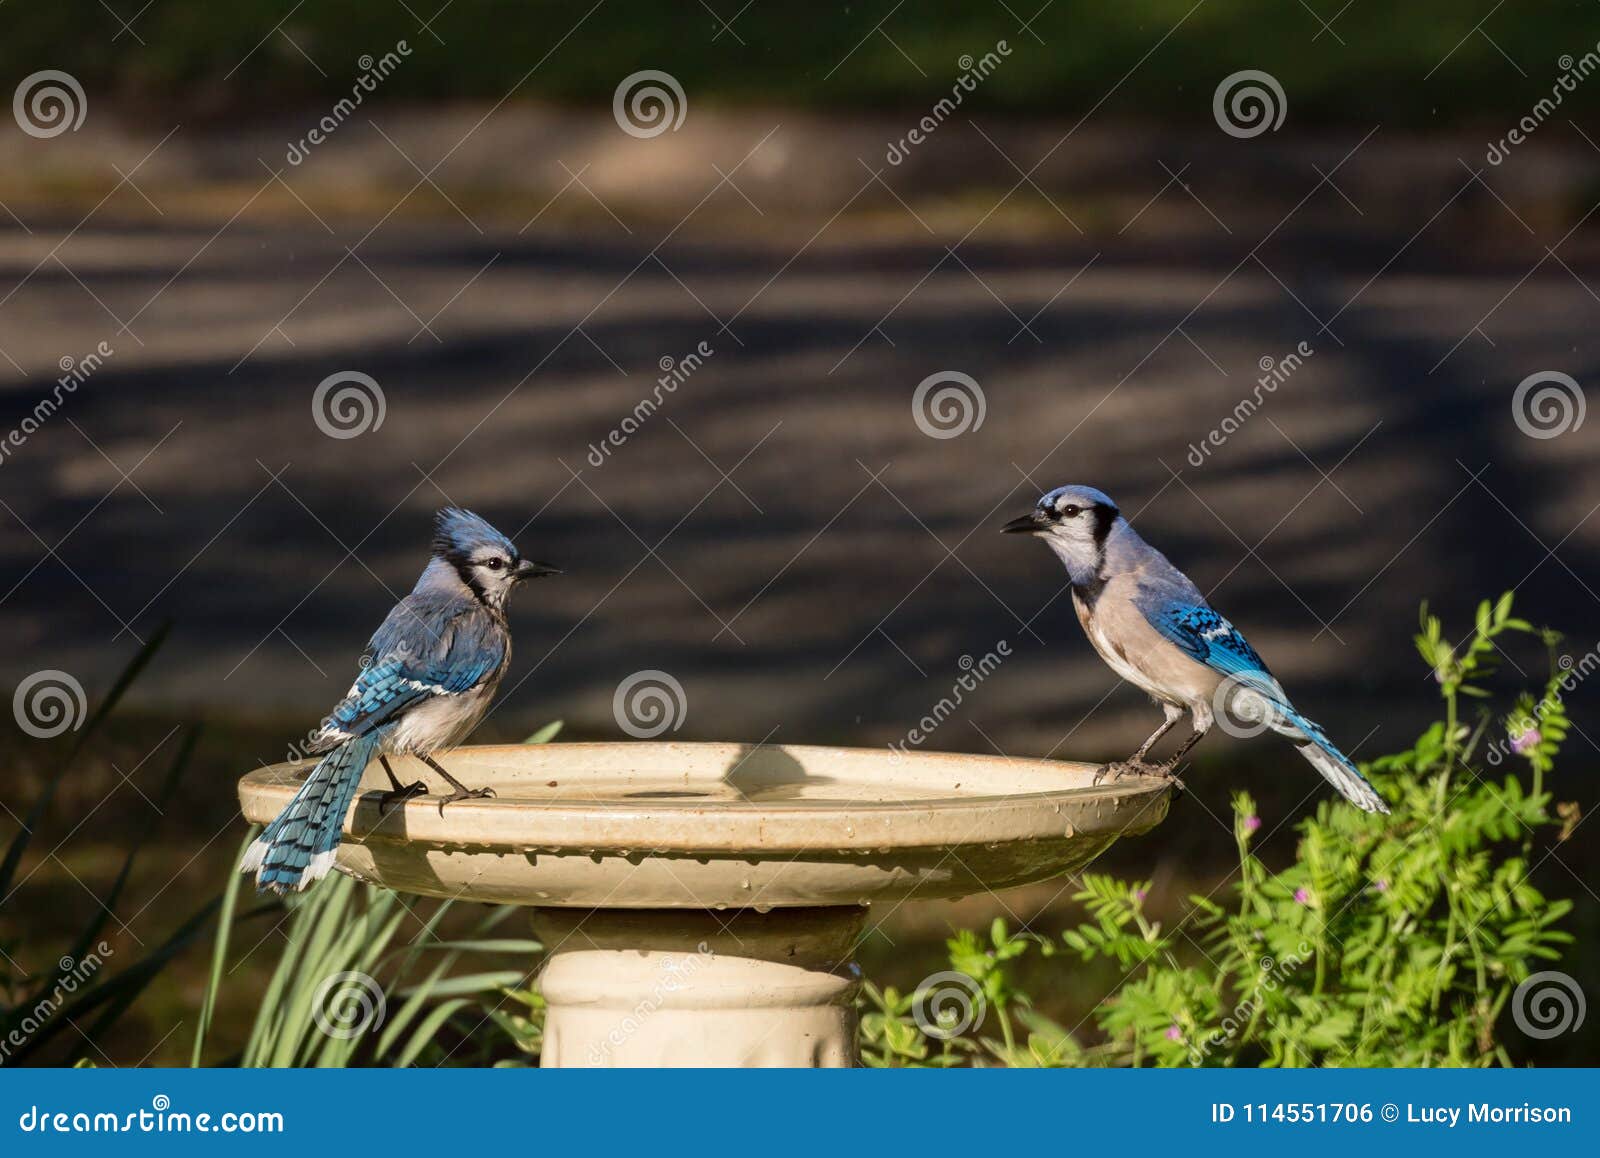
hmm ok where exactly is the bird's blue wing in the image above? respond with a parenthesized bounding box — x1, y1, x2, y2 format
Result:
(1149, 602, 1281, 698)
(318, 601, 503, 743)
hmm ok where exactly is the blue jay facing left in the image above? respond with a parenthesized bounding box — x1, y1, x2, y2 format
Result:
(241, 508, 560, 894)
(1002, 485, 1388, 813)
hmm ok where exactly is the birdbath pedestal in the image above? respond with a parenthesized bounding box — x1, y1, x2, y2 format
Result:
(237, 742, 1170, 1067)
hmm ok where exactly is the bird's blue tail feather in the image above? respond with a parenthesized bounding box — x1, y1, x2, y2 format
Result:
(1273, 704, 1389, 814)
(241, 730, 386, 894)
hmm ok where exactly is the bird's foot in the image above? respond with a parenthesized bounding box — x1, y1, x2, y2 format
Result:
(1093, 759, 1165, 784)
(435, 784, 496, 815)
(377, 780, 427, 818)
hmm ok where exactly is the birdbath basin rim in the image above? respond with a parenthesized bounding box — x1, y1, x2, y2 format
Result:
(236, 741, 1171, 908)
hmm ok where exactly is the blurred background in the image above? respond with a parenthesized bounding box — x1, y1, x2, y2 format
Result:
(1, 1, 1597, 1064)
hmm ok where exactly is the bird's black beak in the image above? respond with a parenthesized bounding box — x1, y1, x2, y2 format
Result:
(1000, 511, 1048, 535)
(515, 559, 561, 580)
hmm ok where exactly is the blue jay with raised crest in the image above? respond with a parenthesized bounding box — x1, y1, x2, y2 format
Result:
(1002, 485, 1388, 813)
(242, 508, 560, 894)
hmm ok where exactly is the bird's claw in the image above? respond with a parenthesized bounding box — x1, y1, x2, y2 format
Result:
(377, 780, 427, 818)
(435, 785, 496, 815)
(1094, 759, 1170, 785)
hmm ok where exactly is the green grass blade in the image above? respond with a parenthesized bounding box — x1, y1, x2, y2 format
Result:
(19, 893, 221, 1066)
(410, 939, 544, 954)
(523, 721, 562, 744)
(392, 997, 473, 1068)
(374, 952, 458, 1060)
(192, 826, 256, 1067)
(396, 970, 525, 998)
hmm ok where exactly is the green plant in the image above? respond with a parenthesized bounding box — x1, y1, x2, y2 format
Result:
(194, 723, 566, 1067)
(193, 859, 536, 1067)
(863, 592, 1579, 1067)
(0, 628, 227, 1067)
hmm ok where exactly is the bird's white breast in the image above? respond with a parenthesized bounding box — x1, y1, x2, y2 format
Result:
(387, 684, 495, 755)
(1075, 581, 1223, 710)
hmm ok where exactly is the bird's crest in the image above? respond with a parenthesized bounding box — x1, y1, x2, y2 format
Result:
(432, 507, 516, 561)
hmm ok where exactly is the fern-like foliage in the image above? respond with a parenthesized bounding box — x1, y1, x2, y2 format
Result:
(861, 593, 1579, 1068)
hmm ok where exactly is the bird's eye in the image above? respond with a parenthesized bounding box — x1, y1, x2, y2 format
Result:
(1061, 505, 1081, 518)
(485, 558, 504, 571)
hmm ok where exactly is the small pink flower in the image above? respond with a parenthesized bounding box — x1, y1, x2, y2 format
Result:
(1135, 888, 1148, 902)
(1373, 878, 1389, 893)
(1294, 887, 1311, 905)
(1511, 727, 1541, 755)
(1165, 1024, 1182, 1041)
(1244, 815, 1262, 833)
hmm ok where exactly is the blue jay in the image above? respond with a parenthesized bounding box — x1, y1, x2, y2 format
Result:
(1002, 485, 1388, 813)
(241, 508, 560, 894)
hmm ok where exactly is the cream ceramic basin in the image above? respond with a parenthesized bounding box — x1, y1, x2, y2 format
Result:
(236, 741, 1172, 908)
(237, 741, 1172, 1067)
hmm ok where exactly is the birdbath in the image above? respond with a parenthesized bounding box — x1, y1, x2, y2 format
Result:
(237, 741, 1171, 1067)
